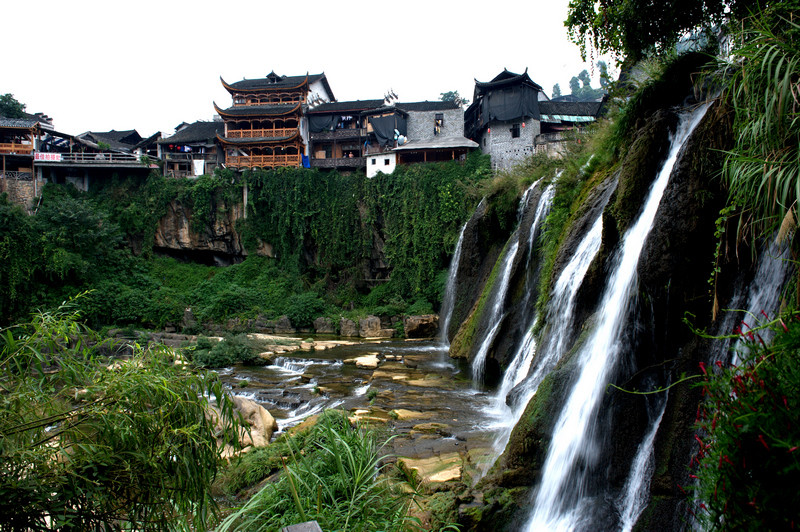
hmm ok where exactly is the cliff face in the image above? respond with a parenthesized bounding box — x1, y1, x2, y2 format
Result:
(153, 200, 260, 264)
(451, 91, 743, 530)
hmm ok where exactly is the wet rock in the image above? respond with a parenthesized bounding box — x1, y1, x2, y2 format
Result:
(313, 317, 335, 334)
(398, 452, 463, 484)
(209, 395, 278, 451)
(404, 315, 440, 338)
(340, 318, 358, 337)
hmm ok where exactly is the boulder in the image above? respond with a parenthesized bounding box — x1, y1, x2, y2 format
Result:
(274, 315, 296, 334)
(340, 318, 358, 337)
(359, 316, 382, 338)
(313, 317, 335, 334)
(404, 314, 439, 338)
(209, 395, 278, 452)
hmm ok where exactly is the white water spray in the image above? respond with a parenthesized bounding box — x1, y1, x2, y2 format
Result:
(525, 104, 710, 531)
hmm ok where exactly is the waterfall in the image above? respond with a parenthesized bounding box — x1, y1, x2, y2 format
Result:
(524, 104, 710, 531)
(482, 196, 606, 475)
(438, 217, 470, 350)
(470, 183, 538, 384)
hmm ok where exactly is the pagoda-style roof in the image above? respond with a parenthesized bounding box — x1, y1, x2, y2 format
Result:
(396, 101, 460, 112)
(214, 102, 303, 118)
(158, 121, 224, 145)
(0, 117, 39, 129)
(216, 131, 300, 145)
(538, 100, 605, 119)
(221, 72, 334, 100)
(474, 68, 543, 99)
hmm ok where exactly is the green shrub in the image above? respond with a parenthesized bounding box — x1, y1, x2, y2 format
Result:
(286, 292, 326, 328)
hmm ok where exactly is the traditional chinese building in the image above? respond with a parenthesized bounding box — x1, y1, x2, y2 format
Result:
(215, 71, 334, 169)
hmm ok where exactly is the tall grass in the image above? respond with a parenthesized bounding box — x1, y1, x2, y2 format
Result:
(721, 3, 800, 244)
(217, 411, 420, 532)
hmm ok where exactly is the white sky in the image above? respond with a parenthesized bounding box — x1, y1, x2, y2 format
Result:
(4, 0, 612, 138)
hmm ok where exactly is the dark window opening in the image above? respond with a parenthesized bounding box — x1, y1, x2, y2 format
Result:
(511, 124, 521, 138)
(384, 158, 391, 166)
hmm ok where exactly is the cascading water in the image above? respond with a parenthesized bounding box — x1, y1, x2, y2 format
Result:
(438, 216, 471, 351)
(471, 183, 538, 384)
(524, 103, 710, 531)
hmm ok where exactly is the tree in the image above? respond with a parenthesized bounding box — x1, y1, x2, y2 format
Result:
(0, 300, 240, 531)
(0, 94, 26, 119)
(439, 90, 469, 107)
(598, 61, 610, 88)
(568, 69, 606, 101)
(565, 0, 758, 61)
(552, 83, 562, 98)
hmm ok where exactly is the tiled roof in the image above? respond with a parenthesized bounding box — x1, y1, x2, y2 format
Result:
(216, 103, 302, 117)
(396, 101, 460, 112)
(227, 73, 325, 90)
(307, 100, 385, 114)
(158, 121, 224, 144)
(393, 136, 478, 151)
(90, 129, 141, 144)
(538, 101, 604, 117)
(0, 117, 39, 128)
(475, 68, 543, 92)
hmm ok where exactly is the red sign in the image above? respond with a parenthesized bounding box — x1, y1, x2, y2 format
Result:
(34, 152, 62, 162)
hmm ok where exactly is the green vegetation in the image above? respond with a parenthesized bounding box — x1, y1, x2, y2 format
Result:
(0, 154, 489, 332)
(719, 1, 800, 247)
(0, 93, 26, 118)
(217, 410, 421, 532)
(0, 299, 239, 531)
(692, 311, 800, 530)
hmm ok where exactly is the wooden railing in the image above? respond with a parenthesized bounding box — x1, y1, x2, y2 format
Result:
(310, 128, 367, 140)
(226, 128, 297, 139)
(57, 153, 142, 164)
(0, 142, 33, 155)
(226, 154, 301, 168)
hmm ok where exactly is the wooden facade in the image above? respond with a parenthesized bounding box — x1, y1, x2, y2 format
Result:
(216, 72, 332, 169)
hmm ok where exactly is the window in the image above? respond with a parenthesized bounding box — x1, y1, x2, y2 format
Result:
(372, 158, 376, 165)
(434, 113, 444, 135)
(384, 158, 390, 166)
(511, 123, 520, 138)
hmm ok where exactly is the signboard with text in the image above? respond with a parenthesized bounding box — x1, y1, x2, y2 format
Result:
(34, 152, 62, 162)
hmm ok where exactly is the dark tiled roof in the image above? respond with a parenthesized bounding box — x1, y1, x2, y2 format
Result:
(90, 129, 141, 144)
(307, 100, 385, 114)
(228, 73, 324, 90)
(475, 68, 543, 92)
(216, 103, 302, 117)
(158, 121, 224, 144)
(396, 101, 460, 112)
(0, 117, 39, 128)
(539, 101, 604, 117)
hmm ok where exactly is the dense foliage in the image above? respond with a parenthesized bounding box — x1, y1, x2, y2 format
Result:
(0, 301, 239, 531)
(719, 1, 800, 246)
(693, 312, 800, 530)
(218, 410, 419, 532)
(565, 0, 758, 61)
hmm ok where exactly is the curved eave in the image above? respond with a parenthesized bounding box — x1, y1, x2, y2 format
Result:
(216, 131, 300, 145)
(220, 75, 309, 95)
(213, 101, 303, 118)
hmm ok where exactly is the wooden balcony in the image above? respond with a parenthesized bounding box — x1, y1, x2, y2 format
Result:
(226, 154, 301, 168)
(226, 128, 297, 139)
(0, 142, 33, 155)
